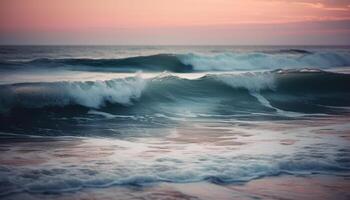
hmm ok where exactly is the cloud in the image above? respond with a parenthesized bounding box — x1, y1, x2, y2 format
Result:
(294, 1, 349, 11)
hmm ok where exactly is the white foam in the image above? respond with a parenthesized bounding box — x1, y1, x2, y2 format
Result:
(66, 77, 146, 108)
(3, 76, 146, 110)
(87, 110, 117, 119)
(179, 52, 350, 71)
(249, 92, 306, 117)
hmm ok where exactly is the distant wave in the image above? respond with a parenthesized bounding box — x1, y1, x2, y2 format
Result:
(1, 70, 349, 115)
(0, 54, 192, 72)
(1, 50, 350, 72)
(261, 49, 313, 54)
(179, 51, 350, 71)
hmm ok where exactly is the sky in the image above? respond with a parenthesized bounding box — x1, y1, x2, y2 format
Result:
(0, 0, 350, 45)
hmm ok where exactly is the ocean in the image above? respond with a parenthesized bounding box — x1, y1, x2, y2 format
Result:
(0, 46, 350, 199)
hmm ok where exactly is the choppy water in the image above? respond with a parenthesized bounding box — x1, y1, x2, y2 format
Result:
(0, 46, 350, 199)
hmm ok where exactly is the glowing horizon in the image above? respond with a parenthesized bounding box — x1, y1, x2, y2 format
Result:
(1, 0, 350, 45)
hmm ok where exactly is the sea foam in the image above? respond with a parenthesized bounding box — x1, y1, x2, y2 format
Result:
(179, 52, 350, 71)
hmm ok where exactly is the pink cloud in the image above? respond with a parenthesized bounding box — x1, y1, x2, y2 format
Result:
(295, 1, 349, 11)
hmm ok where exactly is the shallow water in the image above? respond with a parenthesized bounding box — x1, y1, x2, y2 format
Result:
(1, 115, 350, 199)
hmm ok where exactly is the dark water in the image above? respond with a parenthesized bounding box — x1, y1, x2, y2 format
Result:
(0, 46, 350, 199)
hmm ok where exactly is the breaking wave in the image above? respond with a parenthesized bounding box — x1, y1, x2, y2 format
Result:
(179, 51, 350, 71)
(0, 70, 350, 115)
(0, 77, 146, 111)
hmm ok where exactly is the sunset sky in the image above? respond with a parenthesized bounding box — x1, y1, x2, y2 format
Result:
(1, 0, 350, 45)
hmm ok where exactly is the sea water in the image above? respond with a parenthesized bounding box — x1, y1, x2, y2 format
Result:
(0, 46, 350, 199)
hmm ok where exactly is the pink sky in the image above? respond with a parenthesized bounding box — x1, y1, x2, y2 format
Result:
(0, 0, 350, 45)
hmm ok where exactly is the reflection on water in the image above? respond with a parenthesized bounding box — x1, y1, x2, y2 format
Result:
(0, 115, 350, 199)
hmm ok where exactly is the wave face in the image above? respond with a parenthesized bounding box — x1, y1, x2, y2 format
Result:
(1, 49, 350, 72)
(0, 54, 193, 72)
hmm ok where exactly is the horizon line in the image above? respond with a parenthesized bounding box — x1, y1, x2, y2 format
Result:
(1, 44, 350, 47)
